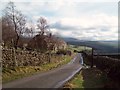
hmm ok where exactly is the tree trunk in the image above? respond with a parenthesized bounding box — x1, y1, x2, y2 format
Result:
(14, 35, 19, 49)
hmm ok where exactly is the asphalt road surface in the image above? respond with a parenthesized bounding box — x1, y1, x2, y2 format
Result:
(3, 53, 83, 88)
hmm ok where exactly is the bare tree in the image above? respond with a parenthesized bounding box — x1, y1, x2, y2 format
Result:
(24, 20, 34, 38)
(37, 17, 49, 36)
(0, 18, 2, 43)
(2, 16, 16, 47)
(24, 27, 33, 37)
(3, 2, 26, 49)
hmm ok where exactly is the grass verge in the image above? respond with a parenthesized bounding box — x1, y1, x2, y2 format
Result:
(64, 67, 109, 88)
(3, 54, 75, 83)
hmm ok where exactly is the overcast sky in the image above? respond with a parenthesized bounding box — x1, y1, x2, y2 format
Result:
(1, 0, 119, 41)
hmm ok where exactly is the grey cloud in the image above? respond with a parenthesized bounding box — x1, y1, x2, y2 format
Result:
(50, 21, 113, 35)
(50, 21, 98, 31)
(50, 21, 79, 30)
(100, 26, 110, 32)
(82, 27, 97, 30)
(50, 21, 116, 41)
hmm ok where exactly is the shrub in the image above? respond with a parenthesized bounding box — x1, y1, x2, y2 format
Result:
(56, 50, 72, 56)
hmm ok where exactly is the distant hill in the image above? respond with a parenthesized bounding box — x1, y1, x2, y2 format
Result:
(60, 37, 79, 42)
(62, 37, 119, 53)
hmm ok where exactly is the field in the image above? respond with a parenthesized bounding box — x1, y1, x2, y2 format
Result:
(68, 45, 92, 52)
(63, 38, 119, 53)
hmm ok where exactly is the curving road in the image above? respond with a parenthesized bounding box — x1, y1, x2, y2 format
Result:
(3, 53, 83, 89)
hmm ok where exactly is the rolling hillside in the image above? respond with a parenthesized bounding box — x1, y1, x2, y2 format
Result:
(62, 37, 119, 53)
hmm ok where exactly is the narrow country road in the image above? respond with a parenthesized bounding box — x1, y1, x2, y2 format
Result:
(3, 53, 83, 88)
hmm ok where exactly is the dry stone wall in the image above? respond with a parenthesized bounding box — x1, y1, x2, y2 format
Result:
(2, 49, 50, 68)
(82, 51, 120, 83)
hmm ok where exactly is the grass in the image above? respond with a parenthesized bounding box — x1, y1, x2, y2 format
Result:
(63, 45, 119, 89)
(64, 52, 120, 89)
(2, 54, 74, 83)
(64, 67, 109, 88)
(68, 45, 92, 52)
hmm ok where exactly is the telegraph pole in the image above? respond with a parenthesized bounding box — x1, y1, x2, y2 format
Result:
(91, 48, 94, 68)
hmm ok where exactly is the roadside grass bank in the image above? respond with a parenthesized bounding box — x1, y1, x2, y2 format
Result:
(63, 51, 120, 89)
(63, 67, 109, 88)
(2, 54, 75, 83)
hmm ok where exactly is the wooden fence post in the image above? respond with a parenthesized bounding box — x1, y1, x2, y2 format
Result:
(13, 47, 18, 67)
(48, 51, 51, 63)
